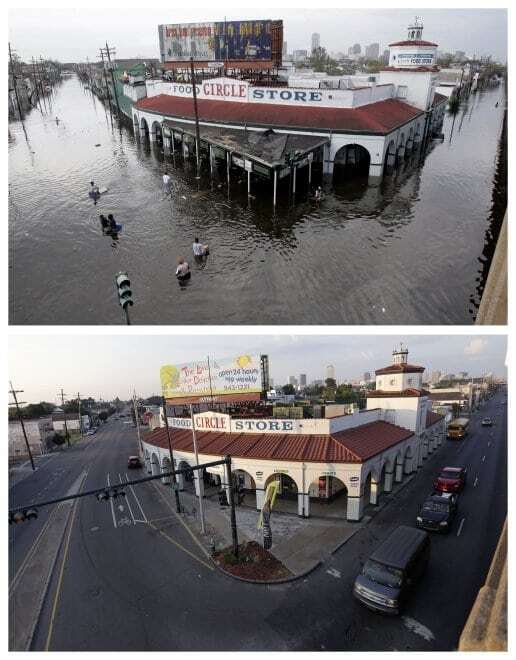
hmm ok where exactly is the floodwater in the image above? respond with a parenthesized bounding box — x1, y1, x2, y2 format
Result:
(8, 77, 506, 325)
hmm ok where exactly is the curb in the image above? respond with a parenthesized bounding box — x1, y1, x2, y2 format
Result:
(330, 526, 362, 555)
(213, 558, 323, 585)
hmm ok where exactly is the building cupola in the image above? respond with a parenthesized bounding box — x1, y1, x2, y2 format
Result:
(407, 16, 424, 42)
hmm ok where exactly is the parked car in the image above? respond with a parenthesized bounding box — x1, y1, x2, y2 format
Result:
(127, 455, 142, 469)
(481, 417, 493, 426)
(353, 525, 430, 615)
(85, 428, 97, 436)
(433, 467, 467, 493)
(416, 492, 458, 533)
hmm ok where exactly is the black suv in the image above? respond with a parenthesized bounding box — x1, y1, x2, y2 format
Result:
(416, 492, 458, 533)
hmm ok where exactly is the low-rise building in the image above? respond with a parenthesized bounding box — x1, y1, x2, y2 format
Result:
(142, 346, 446, 522)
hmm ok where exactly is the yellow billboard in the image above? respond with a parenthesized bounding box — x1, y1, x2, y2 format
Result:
(160, 354, 262, 400)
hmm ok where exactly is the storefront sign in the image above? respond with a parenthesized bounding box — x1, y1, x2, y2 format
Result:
(350, 476, 360, 483)
(244, 159, 253, 172)
(396, 52, 434, 66)
(232, 155, 245, 168)
(194, 411, 230, 431)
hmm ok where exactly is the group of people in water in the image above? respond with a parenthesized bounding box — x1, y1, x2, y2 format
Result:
(99, 213, 121, 236)
(175, 237, 210, 285)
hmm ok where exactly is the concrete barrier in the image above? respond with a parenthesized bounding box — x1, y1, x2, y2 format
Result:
(459, 519, 507, 651)
(476, 211, 507, 325)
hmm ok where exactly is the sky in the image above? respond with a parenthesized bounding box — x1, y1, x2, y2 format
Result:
(8, 7, 508, 64)
(8, 334, 507, 404)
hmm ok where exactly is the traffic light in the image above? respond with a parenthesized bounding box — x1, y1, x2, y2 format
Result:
(115, 271, 133, 309)
(96, 487, 126, 502)
(9, 508, 38, 524)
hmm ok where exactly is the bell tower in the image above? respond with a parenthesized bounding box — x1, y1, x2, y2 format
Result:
(407, 16, 424, 42)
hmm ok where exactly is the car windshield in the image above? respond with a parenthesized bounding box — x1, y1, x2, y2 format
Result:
(423, 500, 448, 513)
(363, 559, 403, 588)
(439, 471, 460, 480)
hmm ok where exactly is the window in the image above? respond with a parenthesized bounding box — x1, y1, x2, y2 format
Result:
(378, 379, 382, 387)
(408, 377, 413, 385)
(397, 85, 408, 99)
(390, 379, 396, 386)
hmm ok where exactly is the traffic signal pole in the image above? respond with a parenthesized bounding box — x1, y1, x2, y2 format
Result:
(162, 397, 182, 514)
(225, 455, 239, 557)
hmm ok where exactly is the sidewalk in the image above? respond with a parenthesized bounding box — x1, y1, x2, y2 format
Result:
(476, 210, 507, 325)
(171, 474, 416, 577)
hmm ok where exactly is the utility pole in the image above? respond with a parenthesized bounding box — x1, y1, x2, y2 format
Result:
(9, 382, 35, 471)
(36, 57, 48, 112)
(132, 390, 143, 454)
(102, 42, 121, 116)
(77, 392, 83, 439)
(98, 48, 112, 110)
(225, 455, 239, 557)
(189, 57, 201, 178)
(8, 43, 24, 119)
(59, 388, 71, 447)
(161, 396, 182, 513)
(190, 405, 206, 534)
(31, 57, 43, 112)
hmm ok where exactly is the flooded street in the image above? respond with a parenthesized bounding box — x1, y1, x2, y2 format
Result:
(9, 76, 506, 325)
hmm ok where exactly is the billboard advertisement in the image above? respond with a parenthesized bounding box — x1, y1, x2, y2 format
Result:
(159, 20, 278, 63)
(160, 354, 263, 400)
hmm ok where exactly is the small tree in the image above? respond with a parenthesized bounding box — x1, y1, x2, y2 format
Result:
(52, 432, 65, 446)
(98, 411, 108, 423)
(282, 384, 295, 395)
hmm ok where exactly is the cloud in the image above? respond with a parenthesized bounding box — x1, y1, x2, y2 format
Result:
(464, 338, 487, 356)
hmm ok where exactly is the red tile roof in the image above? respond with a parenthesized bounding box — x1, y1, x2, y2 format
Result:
(388, 40, 438, 47)
(367, 388, 428, 398)
(426, 411, 443, 427)
(376, 363, 425, 375)
(143, 419, 413, 464)
(136, 95, 423, 134)
(332, 421, 413, 461)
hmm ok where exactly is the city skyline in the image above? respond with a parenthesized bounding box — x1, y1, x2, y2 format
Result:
(9, 335, 507, 404)
(8, 8, 507, 63)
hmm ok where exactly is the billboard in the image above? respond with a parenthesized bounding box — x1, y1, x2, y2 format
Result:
(159, 20, 279, 63)
(160, 355, 263, 401)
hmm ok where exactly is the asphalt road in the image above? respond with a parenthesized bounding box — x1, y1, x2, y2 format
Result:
(9, 393, 507, 651)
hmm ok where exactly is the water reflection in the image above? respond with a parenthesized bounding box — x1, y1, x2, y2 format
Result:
(8, 77, 506, 325)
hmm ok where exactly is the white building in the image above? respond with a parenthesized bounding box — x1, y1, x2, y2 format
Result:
(141, 347, 446, 522)
(52, 413, 90, 433)
(311, 33, 321, 52)
(8, 418, 53, 458)
(325, 365, 336, 381)
(130, 17, 447, 193)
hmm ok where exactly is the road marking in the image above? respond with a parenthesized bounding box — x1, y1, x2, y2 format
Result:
(119, 473, 136, 524)
(402, 616, 435, 642)
(150, 480, 212, 561)
(474, 476, 478, 487)
(326, 568, 341, 578)
(106, 473, 117, 529)
(457, 517, 465, 537)
(44, 473, 86, 651)
(482, 455, 486, 462)
(148, 521, 214, 571)
(124, 473, 148, 523)
(9, 506, 59, 593)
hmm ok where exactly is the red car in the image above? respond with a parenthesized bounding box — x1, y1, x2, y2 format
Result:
(127, 455, 142, 469)
(433, 467, 467, 493)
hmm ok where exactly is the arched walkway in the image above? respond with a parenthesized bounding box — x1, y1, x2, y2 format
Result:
(178, 459, 195, 493)
(144, 449, 151, 474)
(383, 139, 397, 175)
(263, 472, 299, 514)
(161, 455, 172, 485)
(140, 117, 149, 142)
(404, 446, 414, 474)
(308, 475, 348, 518)
(333, 144, 371, 182)
(233, 469, 257, 507)
(150, 452, 160, 476)
(152, 121, 163, 145)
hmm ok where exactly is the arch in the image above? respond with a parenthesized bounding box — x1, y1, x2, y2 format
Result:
(308, 474, 349, 518)
(384, 138, 397, 175)
(150, 452, 160, 476)
(144, 449, 151, 474)
(140, 116, 150, 141)
(133, 114, 139, 126)
(264, 472, 299, 498)
(161, 454, 172, 485)
(151, 120, 163, 144)
(177, 459, 195, 493)
(333, 143, 371, 182)
(362, 470, 373, 504)
(403, 445, 414, 474)
(232, 469, 256, 507)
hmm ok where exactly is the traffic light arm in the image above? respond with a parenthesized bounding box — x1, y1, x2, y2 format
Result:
(9, 457, 230, 519)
